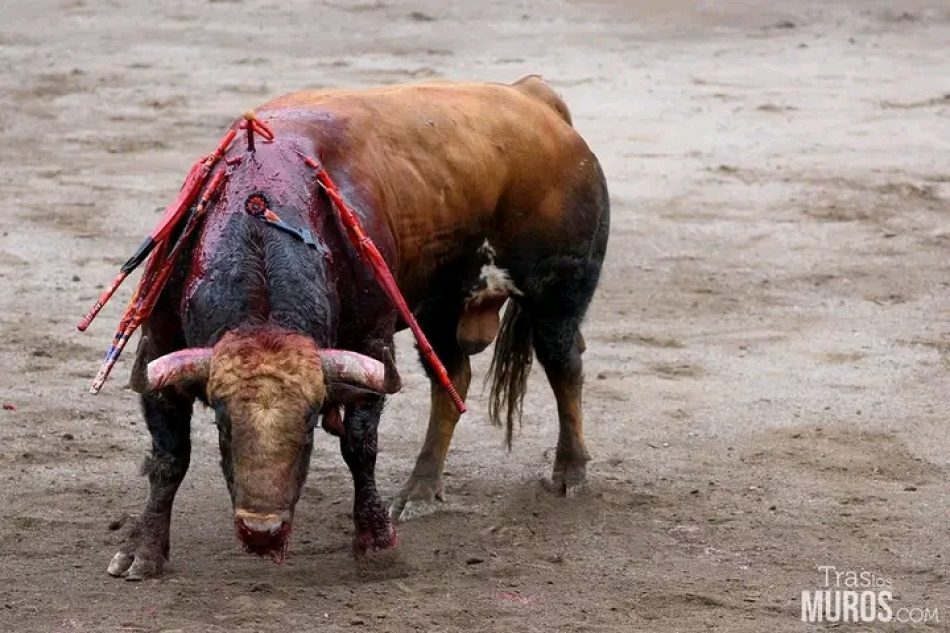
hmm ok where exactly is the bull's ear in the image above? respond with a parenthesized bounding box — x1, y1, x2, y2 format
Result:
(128, 334, 151, 394)
(380, 347, 401, 394)
(320, 405, 345, 437)
(323, 382, 384, 408)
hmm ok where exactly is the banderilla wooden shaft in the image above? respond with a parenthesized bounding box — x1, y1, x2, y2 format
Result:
(304, 158, 467, 414)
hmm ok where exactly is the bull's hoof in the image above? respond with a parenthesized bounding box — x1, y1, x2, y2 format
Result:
(545, 460, 588, 497)
(353, 522, 398, 555)
(543, 477, 588, 497)
(107, 547, 166, 581)
(389, 477, 445, 521)
(393, 497, 444, 521)
(107, 519, 169, 581)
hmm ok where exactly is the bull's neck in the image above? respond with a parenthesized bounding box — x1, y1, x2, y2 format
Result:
(182, 136, 342, 348)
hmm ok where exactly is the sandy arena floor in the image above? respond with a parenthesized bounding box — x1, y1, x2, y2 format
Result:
(0, 0, 948, 631)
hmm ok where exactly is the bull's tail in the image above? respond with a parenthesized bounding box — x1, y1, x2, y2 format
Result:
(487, 299, 533, 448)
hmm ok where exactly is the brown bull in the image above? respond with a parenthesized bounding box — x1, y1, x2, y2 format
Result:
(106, 75, 609, 579)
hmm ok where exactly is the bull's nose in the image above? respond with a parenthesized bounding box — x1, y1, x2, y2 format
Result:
(236, 513, 283, 535)
(234, 509, 290, 539)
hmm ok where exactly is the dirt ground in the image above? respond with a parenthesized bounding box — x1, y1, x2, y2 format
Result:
(0, 0, 948, 631)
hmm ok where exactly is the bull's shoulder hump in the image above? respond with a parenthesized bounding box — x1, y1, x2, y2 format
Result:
(509, 75, 572, 126)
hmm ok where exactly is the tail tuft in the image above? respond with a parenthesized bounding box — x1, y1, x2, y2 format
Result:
(487, 299, 533, 449)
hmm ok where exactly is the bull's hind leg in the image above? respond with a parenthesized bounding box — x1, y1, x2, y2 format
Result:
(535, 316, 589, 495)
(527, 255, 603, 496)
(391, 306, 472, 521)
(108, 388, 192, 580)
(529, 158, 608, 494)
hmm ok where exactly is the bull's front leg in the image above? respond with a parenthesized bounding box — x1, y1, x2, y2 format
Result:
(340, 397, 397, 553)
(107, 389, 192, 580)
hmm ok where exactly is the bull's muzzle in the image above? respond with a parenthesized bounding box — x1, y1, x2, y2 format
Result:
(234, 509, 292, 561)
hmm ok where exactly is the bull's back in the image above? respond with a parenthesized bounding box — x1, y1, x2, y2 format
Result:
(258, 78, 604, 294)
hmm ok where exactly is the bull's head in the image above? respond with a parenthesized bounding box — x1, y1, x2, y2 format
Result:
(144, 328, 399, 561)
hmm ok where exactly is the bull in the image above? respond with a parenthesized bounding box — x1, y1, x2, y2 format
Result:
(105, 75, 609, 579)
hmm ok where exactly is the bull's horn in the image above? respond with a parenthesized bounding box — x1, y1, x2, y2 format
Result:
(320, 347, 401, 394)
(146, 348, 213, 391)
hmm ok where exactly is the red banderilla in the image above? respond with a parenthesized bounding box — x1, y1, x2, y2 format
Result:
(88, 169, 230, 394)
(77, 127, 237, 332)
(298, 153, 467, 415)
